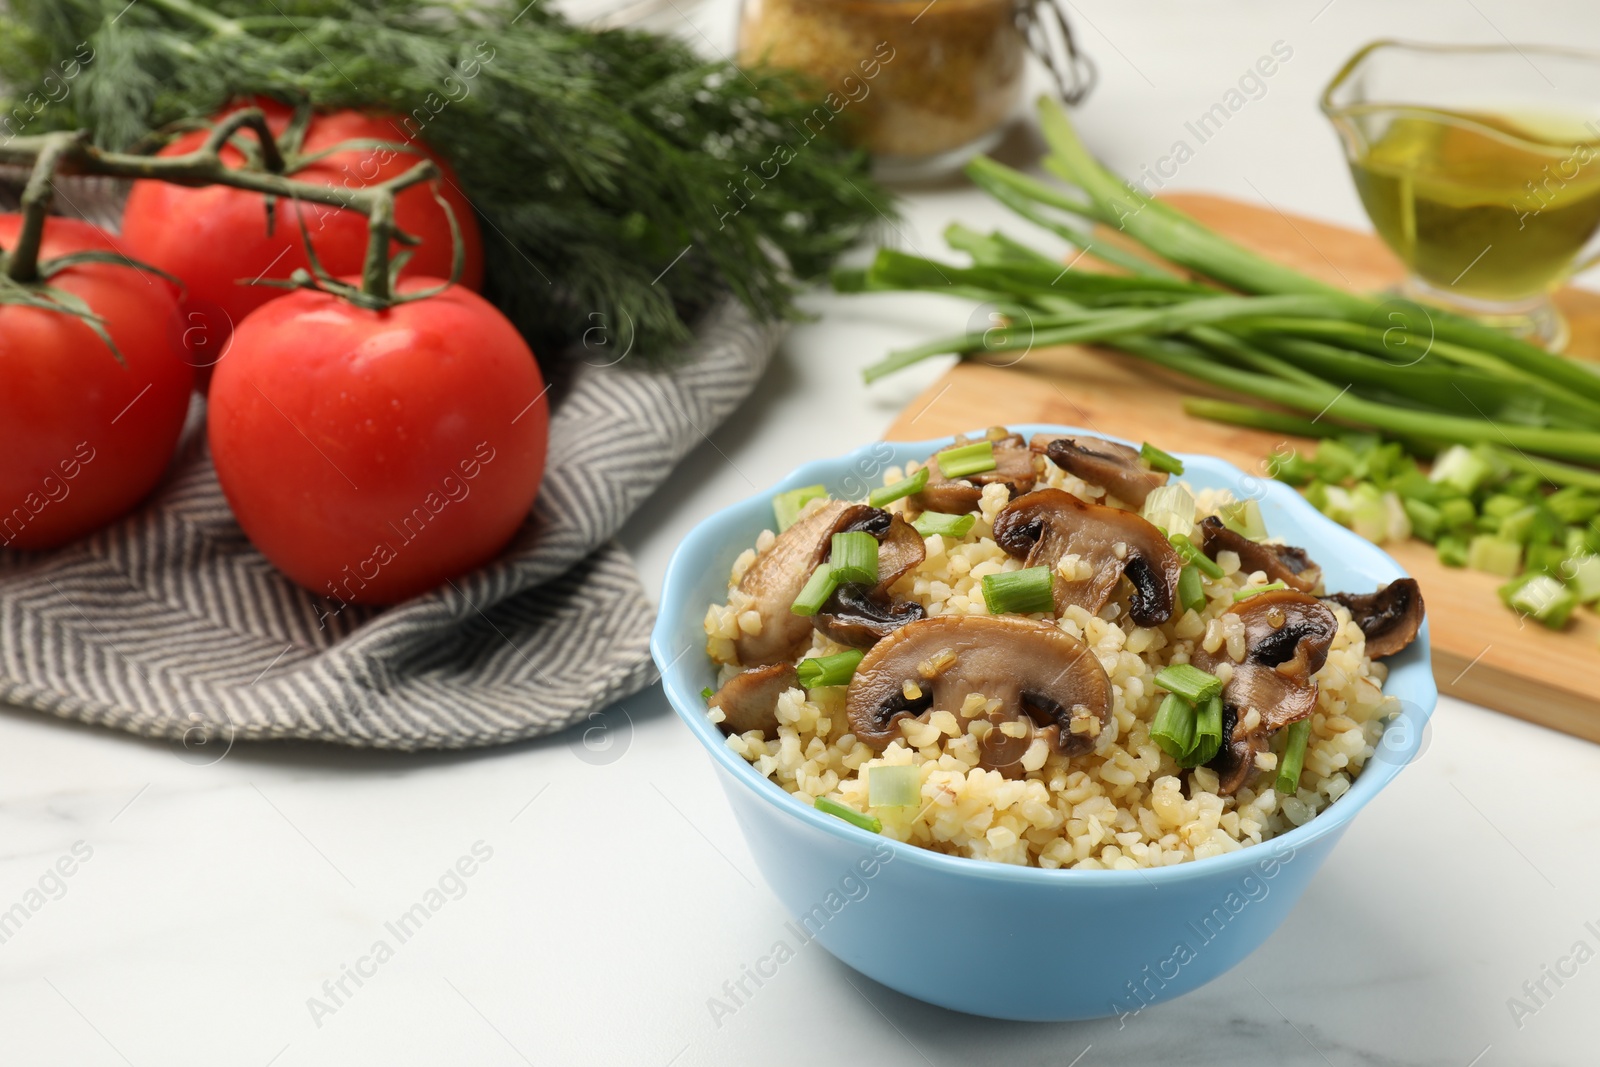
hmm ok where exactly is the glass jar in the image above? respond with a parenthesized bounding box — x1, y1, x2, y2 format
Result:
(738, 0, 1092, 182)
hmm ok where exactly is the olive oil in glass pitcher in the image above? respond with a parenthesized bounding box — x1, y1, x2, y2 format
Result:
(1323, 40, 1600, 350)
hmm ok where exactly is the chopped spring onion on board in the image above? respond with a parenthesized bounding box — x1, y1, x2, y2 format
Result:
(1153, 663, 1223, 704)
(1276, 719, 1311, 795)
(830, 531, 880, 585)
(814, 796, 882, 833)
(938, 441, 997, 478)
(1140, 441, 1185, 475)
(912, 511, 977, 538)
(981, 566, 1055, 615)
(869, 467, 929, 508)
(867, 763, 921, 807)
(1188, 694, 1224, 767)
(1150, 693, 1196, 762)
(1500, 574, 1579, 629)
(1467, 535, 1522, 578)
(796, 649, 865, 688)
(1233, 580, 1289, 601)
(790, 564, 839, 616)
(1571, 554, 1600, 604)
(1177, 564, 1207, 614)
(773, 485, 827, 531)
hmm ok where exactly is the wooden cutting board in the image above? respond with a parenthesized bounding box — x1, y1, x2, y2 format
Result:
(885, 193, 1600, 743)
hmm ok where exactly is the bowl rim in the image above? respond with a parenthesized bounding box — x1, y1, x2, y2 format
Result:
(650, 425, 1439, 888)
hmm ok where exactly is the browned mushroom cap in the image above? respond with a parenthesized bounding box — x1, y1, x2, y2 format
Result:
(1324, 578, 1424, 659)
(814, 514, 928, 648)
(1199, 516, 1323, 594)
(709, 663, 799, 737)
(1032, 435, 1168, 507)
(1199, 590, 1339, 795)
(912, 430, 1037, 514)
(731, 499, 870, 666)
(845, 615, 1113, 759)
(993, 488, 1183, 626)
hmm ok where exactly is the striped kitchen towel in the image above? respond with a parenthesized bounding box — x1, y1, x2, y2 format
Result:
(0, 296, 776, 750)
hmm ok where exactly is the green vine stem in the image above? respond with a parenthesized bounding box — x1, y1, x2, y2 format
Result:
(4, 130, 87, 283)
(0, 107, 445, 308)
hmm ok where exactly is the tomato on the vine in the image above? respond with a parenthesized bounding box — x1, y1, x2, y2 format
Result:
(120, 99, 484, 375)
(207, 278, 548, 605)
(0, 215, 193, 550)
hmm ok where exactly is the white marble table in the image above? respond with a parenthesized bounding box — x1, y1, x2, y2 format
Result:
(5, 1, 1600, 1064)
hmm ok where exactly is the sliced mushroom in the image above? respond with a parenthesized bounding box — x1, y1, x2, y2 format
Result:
(1033, 435, 1168, 507)
(912, 430, 1037, 514)
(1198, 590, 1339, 795)
(1209, 705, 1266, 796)
(814, 513, 928, 649)
(1324, 578, 1424, 659)
(1199, 516, 1323, 594)
(814, 587, 926, 648)
(993, 488, 1183, 625)
(709, 663, 799, 737)
(845, 615, 1113, 764)
(731, 499, 863, 666)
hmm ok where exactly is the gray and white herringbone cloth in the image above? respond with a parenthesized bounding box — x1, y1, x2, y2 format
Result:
(0, 297, 775, 749)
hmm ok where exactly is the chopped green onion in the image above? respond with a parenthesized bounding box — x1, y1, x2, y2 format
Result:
(796, 649, 864, 688)
(1429, 444, 1494, 495)
(1177, 564, 1207, 615)
(1547, 486, 1600, 524)
(912, 511, 977, 538)
(1151, 693, 1196, 762)
(1403, 498, 1443, 542)
(830, 531, 880, 586)
(773, 485, 827, 532)
(1467, 535, 1522, 578)
(814, 796, 882, 833)
(869, 467, 929, 508)
(1153, 663, 1223, 704)
(701, 686, 715, 703)
(1218, 498, 1267, 541)
(1313, 439, 1360, 484)
(1437, 534, 1470, 568)
(1500, 574, 1579, 629)
(867, 763, 921, 807)
(1267, 447, 1317, 487)
(1498, 505, 1540, 545)
(790, 564, 839, 616)
(938, 441, 997, 478)
(1276, 720, 1311, 796)
(1437, 497, 1477, 532)
(1570, 554, 1600, 604)
(1234, 580, 1289, 601)
(1142, 484, 1196, 536)
(1481, 493, 1526, 521)
(1348, 484, 1390, 542)
(982, 566, 1056, 615)
(1140, 441, 1185, 475)
(1170, 533, 1225, 578)
(1188, 694, 1224, 767)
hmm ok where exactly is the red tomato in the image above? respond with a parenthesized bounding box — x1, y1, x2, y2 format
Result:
(120, 99, 484, 378)
(0, 215, 192, 550)
(207, 278, 548, 604)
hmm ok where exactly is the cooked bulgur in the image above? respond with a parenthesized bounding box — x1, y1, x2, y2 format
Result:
(704, 440, 1402, 870)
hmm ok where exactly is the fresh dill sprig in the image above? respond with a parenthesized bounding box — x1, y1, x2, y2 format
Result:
(0, 0, 893, 357)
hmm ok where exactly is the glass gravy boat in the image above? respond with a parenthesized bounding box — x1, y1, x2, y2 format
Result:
(1322, 40, 1600, 350)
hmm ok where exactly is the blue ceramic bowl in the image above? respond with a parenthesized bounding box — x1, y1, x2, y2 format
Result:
(650, 426, 1437, 1022)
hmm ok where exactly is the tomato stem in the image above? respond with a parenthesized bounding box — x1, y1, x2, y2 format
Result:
(0, 109, 449, 310)
(2, 131, 86, 284)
